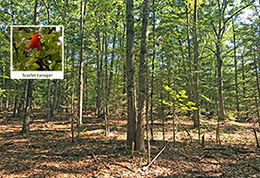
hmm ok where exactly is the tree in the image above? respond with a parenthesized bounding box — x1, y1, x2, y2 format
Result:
(193, 0, 200, 140)
(126, 0, 137, 147)
(137, 0, 150, 152)
(20, 0, 40, 134)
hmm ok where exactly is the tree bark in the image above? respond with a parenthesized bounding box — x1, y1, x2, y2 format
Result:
(95, 22, 101, 116)
(52, 80, 59, 117)
(71, 51, 75, 113)
(78, 0, 87, 137)
(126, 0, 137, 147)
(150, 0, 156, 141)
(193, 0, 200, 141)
(21, 79, 33, 134)
(104, 6, 109, 135)
(137, 0, 150, 152)
(12, 82, 19, 117)
(233, 18, 239, 114)
(20, 0, 39, 134)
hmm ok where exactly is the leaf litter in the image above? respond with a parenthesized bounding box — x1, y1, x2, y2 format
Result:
(0, 115, 260, 177)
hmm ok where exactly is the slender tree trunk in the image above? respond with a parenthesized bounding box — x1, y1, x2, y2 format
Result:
(20, 79, 33, 134)
(167, 57, 171, 112)
(78, 0, 87, 139)
(71, 51, 75, 113)
(233, 19, 239, 115)
(126, 0, 137, 147)
(2, 66, 5, 111)
(5, 96, 9, 111)
(100, 35, 104, 114)
(216, 43, 223, 145)
(146, 61, 150, 162)
(150, 0, 156, 141)
(137, 0, 150, 152)
(85, 63, 88, 113)
(96, 25, 101, 116)
(52, 80, 59, 117)
(12, 82, 19, 117)
(255, 97, 260, 127)
(160, 55, 165, 142)
(46, 4, 52, 119)
(193, 0, 200, 142)
(123, 64, 126, 99)
(185, 3, 192, 100)
(216, 43, 225, 119)
(20, 0, 39, 134)
(104, 6, 109, 135)
(241, 53, 247, 114)
(253, 48, 260, 126)
(47, 80, 51, 119)
(161, 83, 165, 141)
(33, 0, 39, 25)
(18, 80, 27, 115)
(11, 0, 16, 24)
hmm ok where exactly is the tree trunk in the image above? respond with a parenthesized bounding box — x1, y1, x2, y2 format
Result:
(46, 0, 52, 119)
(241, 53, 248, 114)
(52, 80, 59, 117)
(216, 43, 225, 120)
(84, 63, 88, 113)
(137, 0, 150, 152)
(150, 0, 156, 141)
(193, 0, 200, 141)
(253, 48, 260, 126)
(12, 82, 19, 117)
(78, 0, 87, 138)
(160, 55, 165, 142)
(96, 24, 101, 116)
(233, 18, 239, 114)
(104, 6, 109, 135)
(20, 0, 39, 134)
(126, 0, 137, 147)
(18, 80, 27, 116)
(71, 51, 75, 114)
(20, 79, 33, 134)
(47, 80, 51, 119)
(185, 3, 192, 100)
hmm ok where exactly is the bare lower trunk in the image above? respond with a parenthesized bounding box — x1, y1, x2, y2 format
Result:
(126, 0, 137, 147)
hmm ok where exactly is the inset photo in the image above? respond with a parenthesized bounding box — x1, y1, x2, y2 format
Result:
(11, 25, 64, 79)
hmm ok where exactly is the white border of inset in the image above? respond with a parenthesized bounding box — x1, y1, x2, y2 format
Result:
(10, 25, 64, 79)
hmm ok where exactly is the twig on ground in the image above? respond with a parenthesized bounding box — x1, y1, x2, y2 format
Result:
(253, 128, 259, 148)
(144, 142, 169, 170)
(112, 162, 134, 172)
(249, 163, 260, 171)
(92, 154, 110, 170)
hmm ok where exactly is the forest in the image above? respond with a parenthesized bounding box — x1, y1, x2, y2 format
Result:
(1, 0, 260, 177)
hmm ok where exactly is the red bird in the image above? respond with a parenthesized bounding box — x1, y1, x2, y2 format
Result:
(26, 33, 42, 51)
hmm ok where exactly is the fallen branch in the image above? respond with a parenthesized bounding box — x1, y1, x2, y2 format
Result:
(92, 154, 110, 170)
(112, 162, 134, 172)
(200, 154, 220, 160)
(203, 147, 226, 151)
(249, 163, 260, 172)
(144, 142, 168, 170)
(253, 128, 259, 148)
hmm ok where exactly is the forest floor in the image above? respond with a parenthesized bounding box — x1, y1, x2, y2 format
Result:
(0, 111, 260, 178)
